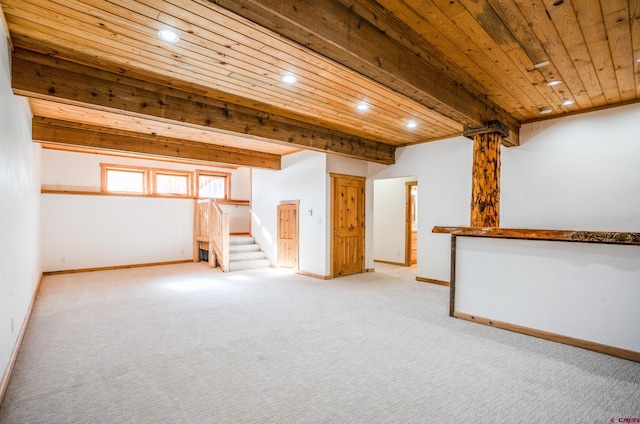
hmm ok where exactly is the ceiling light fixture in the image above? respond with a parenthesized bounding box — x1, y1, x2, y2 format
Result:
(406, 120, 418, 129)
(561, 99, 574, 106)
(637, 58, 640, 63)
(547, 80, 562, 87)
(158, 29, 179, 43)
(534, 61, 550, 68)
(539, 107, 552, 114)
(356, 101, 370, 111)
(281, 74, 298, 84)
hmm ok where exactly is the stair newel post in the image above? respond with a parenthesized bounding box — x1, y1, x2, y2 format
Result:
(208, 199, 216, 268)
(193, 199, 200, 263)
(222, 213, 230, 272)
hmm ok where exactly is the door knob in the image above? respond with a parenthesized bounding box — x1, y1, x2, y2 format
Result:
(334, 230, 339, 236)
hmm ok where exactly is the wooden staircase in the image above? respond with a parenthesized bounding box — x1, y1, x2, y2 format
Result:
(194, 198, 269, 272)
(228, 236, 270, 271)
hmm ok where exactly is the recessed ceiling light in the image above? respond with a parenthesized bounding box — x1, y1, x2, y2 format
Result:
(281, 74, 298, 84)
(547, 80, 562, 87)
(561, 99, 574, 106)
(406, 120, 418, 129)
(539, 107, 552, 114)
(158, 29, 179, 43)
(356, 101, 370, 111)
(637, 58, 640, 63)
(534, 61, 550, 68)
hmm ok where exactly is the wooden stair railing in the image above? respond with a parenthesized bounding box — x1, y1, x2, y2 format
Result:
(194, 198, 230, 271)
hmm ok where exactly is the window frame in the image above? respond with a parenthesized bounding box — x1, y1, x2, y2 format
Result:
(151, 168, 193, 197)
(196, 170, 231, 200)
(101, 163, 150, 195)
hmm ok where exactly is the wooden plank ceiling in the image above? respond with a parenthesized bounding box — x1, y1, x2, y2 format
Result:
(1, 0, 638, 168)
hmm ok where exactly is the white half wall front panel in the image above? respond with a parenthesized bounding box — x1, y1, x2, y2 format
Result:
(455, 237, 640, 352)
(41, 194, 194, 272)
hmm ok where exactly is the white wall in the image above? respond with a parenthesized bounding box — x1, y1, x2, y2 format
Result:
(0, 23, 42, 391)
(369, 138, 473, 282)
(373, 176, 416, 263)
(40, 149, 252, 271)
(368, 102, 640, 283)
(252, 150, 328, 276)
(456, 237, 640, 352)
(41, 149, 252, 200)
(450, 104, 640, 353)
(41, 194, 193, 271)
(502, 103, 640, 231)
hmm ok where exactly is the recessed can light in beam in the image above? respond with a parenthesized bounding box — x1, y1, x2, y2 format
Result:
(561, 99, 574, 106)
(281, 74, 298, 84)
(539, 107, 552, 114)
(158, 29, 179, 43)
(356, 101, 370, 111)
(406, 120, 418, 129)
(547, 80, 562, 87)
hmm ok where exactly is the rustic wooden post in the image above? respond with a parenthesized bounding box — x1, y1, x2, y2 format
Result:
(464, 120, 508, 228)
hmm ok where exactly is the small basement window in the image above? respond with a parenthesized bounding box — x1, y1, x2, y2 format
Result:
(153, 169, 192, 196)
(101, 164, 148, 194)
(197, 171, 230, 199)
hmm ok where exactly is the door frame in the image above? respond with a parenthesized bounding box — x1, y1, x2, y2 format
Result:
(330, 173, 366, 278)
(405, 181, 418, 266)
(277, 200, 299, 271)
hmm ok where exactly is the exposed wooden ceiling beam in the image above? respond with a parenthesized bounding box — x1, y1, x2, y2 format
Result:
(32, 117, 282, 170)
(12, 48, 396, 164)
(209, 0, 520, 146)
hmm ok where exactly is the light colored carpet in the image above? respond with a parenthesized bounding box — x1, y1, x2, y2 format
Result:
(1, 262, 638, 423)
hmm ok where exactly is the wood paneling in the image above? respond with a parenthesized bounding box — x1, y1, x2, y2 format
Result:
(32, 117, 282, 170)
(29, 99, 299, 156)
(13, 49, 395, 164)
(1, 0, 638, 163)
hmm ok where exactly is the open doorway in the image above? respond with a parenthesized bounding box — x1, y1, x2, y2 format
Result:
(405, 182, 418, 266)
(373, 176, 417, 266)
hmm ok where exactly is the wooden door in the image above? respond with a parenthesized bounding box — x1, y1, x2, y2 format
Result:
(277, 202, 298, 269)
(331, 174, 365, 277)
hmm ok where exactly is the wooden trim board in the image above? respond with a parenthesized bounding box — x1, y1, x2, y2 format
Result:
(43, 260, 193, 276)
(433, 226, 640, 246)
(373, 259, 407, 267)
(41, 187, 250, 206)
(416, 276, 450, 287)
(0, 273, 43, 405)
(297, 270, 331, 280)
(454, 311, 640, 363)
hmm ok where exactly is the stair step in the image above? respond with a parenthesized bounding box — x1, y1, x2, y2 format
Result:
(230, 236, 255, 245)
(229, 259, 271, 272)
(229, 251, 266, 262)
(229, 243, 261, 253)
